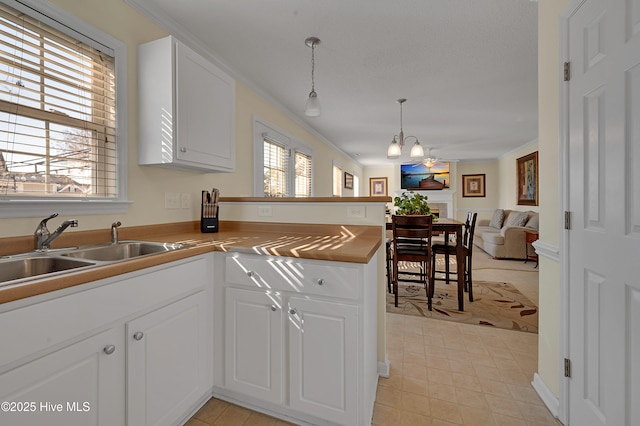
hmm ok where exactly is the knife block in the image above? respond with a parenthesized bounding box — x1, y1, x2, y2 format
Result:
(200, 205, 219, 233)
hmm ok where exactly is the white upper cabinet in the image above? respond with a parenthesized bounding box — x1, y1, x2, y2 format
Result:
(138, 36, 235, 172)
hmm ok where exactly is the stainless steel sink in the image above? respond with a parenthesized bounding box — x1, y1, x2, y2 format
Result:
(0, 256, 96, 284)
(61, 241, 191, 262)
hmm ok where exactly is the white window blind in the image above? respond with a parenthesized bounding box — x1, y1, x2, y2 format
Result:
(0, 2, 117, 199)
(263, 136, 287, 197)
(294, 150, 311, 197)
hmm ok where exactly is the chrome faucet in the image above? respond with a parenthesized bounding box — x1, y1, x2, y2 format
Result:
(34, 213, 79, 250)
(111, 221, 121, 244)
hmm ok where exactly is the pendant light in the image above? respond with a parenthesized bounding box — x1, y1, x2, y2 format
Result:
(387, 98, 424, 159)
(304, 37, 321, 117)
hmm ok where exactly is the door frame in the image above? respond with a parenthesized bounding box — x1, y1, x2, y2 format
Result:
(559, 1, 592, 425)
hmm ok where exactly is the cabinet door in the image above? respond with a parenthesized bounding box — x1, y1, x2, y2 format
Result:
(224, 287, 283, 404)
(127, 291, 210, 426)
(175, 41, 234, 171)
(288, 297, 358, 425)
(0, 328, 123, 426)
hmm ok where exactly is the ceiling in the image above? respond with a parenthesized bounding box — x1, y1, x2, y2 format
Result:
(128, 0, 538, 167)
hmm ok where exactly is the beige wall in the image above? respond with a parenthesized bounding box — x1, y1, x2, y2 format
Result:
(0, 0, 362, 238)
(537, 0, 571, 399)
(455, 161, 500, 222)
(497, 141, 540, 213)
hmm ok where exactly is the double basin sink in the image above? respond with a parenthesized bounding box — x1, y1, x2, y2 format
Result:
(0, 241, 192, 286)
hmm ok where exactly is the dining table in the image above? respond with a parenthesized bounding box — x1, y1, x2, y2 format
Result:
(386, 217, 466, 311)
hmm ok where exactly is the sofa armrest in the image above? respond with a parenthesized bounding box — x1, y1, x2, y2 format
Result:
(499, 225, 531, 258)
(477, 219, 490, 227)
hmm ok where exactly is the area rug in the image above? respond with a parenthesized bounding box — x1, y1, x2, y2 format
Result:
(387, 262, 538, 333)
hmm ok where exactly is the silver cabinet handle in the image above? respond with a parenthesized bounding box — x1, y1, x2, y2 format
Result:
(271, 305, 277, 312)
(247, 271, 254, 277)
(103, 345, 116, 355)
(180, 147, 187, 153)
(289, 308, 297, 315)
(317, 278, 325, 286)
(133, 331, 144, 341)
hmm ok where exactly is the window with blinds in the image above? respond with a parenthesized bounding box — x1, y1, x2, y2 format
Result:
(294, 151, 311, 197)
(333, 164, 342, 196)
(261, 131, 312, 197)
(263, 138, 287, 197)
(0, 2, 117, 199)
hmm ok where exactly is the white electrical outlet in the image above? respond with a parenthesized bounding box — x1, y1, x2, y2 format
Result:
(258, 205, 273, 217)
(347, 206, 365, 218)
(181, 193, 191, 209)
(165, 192, 180, 209)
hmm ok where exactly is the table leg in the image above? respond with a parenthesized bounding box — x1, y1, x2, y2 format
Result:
(456, 226, 464, 311)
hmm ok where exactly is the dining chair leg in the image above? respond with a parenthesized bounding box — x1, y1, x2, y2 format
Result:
(467, 255, 473, 302)
(393, 257, 399, 308)
(444, 252, 450, 284)
(426, 256, 433, 311)
(430, 253, 436, 297)
(386, 241, 392, 293)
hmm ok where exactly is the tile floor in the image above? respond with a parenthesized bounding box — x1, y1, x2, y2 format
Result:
(374, 313, 561, 425)
(186, 312, 560, 426)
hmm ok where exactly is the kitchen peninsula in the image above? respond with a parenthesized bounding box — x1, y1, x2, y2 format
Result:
(0, 197, 389, 426)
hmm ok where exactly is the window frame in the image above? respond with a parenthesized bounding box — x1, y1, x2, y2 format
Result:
(0, 0, 129, 218)
(253, 117, 313, 197)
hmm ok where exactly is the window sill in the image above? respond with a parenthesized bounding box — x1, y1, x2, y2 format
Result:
(0, 199, 133, 219)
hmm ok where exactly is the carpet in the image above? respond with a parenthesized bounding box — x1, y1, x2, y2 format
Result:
(387, 261, 538, 333)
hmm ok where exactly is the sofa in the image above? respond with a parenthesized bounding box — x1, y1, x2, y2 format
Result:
(473, 209, 539, 259)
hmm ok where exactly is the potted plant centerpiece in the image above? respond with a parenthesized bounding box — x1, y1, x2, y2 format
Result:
(393, 191, 437, 220)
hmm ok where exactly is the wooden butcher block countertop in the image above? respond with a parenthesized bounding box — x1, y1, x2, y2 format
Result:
(0, 221, 383, 305)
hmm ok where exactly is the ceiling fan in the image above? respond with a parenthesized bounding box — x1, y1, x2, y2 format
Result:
(409, 148, 440, 169)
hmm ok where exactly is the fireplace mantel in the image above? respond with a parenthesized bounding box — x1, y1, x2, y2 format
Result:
(393, 189, 455, 218)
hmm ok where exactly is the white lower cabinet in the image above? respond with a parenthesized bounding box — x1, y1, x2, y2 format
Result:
(127, 290, 210, 426)
(214, 252, 378, 426)
(0, 254, 214, 426)
(288, 296, 358, 425)
(0, 328, 123, 426)
(224, 287, 283, 404)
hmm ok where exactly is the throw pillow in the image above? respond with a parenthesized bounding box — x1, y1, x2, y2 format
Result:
(525, 213, 539, 229)
(489, 209, 505, 229)
(505, 211, 529, 227)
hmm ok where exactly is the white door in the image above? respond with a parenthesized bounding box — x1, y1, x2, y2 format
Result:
(0, 328, 123, 426)
(566, 0, 640, 424)
(175, 41, 234, 170)
(127, 291, 209, 426)
(288, 296, 358, 425)
(224, 287, 284, 404)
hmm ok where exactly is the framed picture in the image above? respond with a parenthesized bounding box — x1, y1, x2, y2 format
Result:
(369, 177, 388, 196)
(344, 172, 353, 189)
(462, 174, 486, 197)
(516, 151, 538, 206)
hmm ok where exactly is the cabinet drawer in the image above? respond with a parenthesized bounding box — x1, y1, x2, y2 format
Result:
(224, 254, 360, 300)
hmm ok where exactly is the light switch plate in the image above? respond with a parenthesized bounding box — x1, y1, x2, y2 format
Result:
(181, 193, 191, 209)
(347, 206, 366, 218)
(258, 205, 272, 217)
(165, 192, 180, 209)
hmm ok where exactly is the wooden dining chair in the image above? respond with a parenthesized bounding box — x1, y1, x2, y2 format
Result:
(391, 214, 434, 309)
(430, 212, 477, 302)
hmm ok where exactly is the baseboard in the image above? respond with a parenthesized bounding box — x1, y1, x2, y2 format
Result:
(531, 373, 559, 419)
(378, 355, 390, 378)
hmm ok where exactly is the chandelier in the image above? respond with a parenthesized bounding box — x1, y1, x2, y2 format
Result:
(386, 98, 424, 159)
